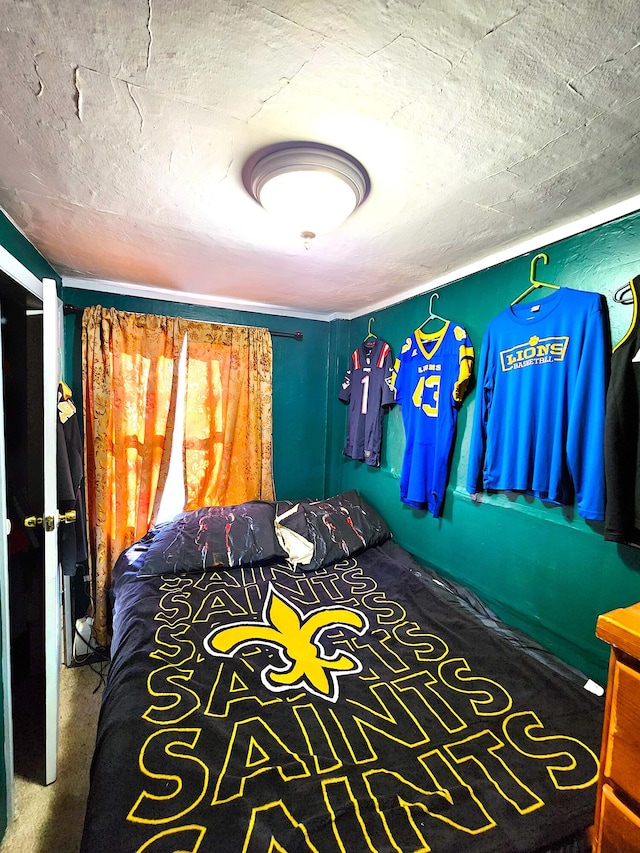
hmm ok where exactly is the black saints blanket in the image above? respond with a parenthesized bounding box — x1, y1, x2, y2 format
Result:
(80, 541, 603, 853)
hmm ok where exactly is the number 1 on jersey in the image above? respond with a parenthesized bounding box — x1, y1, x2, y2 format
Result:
(361, 374, 370, 414)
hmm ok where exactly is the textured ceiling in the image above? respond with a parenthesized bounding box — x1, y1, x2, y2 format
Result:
(1, 0, 639, 316)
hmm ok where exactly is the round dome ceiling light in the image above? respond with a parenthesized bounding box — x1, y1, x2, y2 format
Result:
(242, 142, 370, 247)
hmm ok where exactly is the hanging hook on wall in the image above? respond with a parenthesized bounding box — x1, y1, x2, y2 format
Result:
(614, 282, 633, 305)
(418, 292, 447, 330)
(364, 317, 377, 340)
(511, 253, 560, 305)
(530, 253, 553, 286)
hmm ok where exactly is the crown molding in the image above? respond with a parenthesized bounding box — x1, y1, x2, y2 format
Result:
(346, 192, 640, 320)
(62, 276, 340, 322)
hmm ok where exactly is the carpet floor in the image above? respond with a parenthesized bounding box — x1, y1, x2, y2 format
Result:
(0, 661, 105, 853)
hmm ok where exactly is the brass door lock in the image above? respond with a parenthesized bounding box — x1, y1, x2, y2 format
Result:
(24, 515, 56, 532)
(24, 511, 75, 531)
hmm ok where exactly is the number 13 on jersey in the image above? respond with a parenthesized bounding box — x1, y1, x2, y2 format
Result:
(412, 374, 440, 417)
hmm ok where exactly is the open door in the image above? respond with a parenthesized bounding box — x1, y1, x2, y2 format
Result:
(42, 278, 61, 785)
(0, 277, 14, 822)
(0, 272, 61, 828)
(21, 278, 61, 786)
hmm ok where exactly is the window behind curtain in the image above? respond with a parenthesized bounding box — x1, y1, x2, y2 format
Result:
(82, 308, 274, 646)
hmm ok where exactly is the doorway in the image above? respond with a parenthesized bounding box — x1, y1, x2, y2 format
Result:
(1, 273, 47, 784)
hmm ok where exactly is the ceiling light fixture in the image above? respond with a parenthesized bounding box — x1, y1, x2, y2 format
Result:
(242, 141, 370, 248)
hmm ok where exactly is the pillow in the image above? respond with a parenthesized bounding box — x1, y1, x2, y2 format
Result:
(137, 500, 287, 577)
(275, 490, 390, 572)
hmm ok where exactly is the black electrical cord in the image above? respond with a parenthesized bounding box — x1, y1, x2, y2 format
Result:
(71, 574, 112, 692)
(71, 622, 110, 691)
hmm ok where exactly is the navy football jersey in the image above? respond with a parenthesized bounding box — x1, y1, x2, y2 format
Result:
(339, 338, 395, 467)
(392, 322, 474, 517)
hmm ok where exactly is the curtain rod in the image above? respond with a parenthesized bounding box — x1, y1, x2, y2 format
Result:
(62, 304, 303, 341)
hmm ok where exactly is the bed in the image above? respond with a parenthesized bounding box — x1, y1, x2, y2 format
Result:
(80, 491, 604, 853)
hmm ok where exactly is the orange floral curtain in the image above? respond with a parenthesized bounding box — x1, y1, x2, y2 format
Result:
(179, 319, 275, 509)
(82, 309, 275, 646)
(82, 307, 182, 645)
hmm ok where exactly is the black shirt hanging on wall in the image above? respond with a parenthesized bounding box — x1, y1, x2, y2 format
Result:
(604, 274, 640, 544)
(57, 381, 87, 575)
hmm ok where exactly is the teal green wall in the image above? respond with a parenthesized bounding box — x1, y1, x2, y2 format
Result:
(0, 211, 59, 839)
(61, 288, 332, 502)
(329, 209, 640, 687)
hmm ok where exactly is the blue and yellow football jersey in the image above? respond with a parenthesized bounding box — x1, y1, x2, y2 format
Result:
(392, 321, 474, 517)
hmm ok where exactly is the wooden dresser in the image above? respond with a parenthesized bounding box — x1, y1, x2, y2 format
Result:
(593, 603, 640, 852)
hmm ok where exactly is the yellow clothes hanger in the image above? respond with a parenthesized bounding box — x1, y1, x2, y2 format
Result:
(511, 253, 560, 305)
(364, 317, 377, 341)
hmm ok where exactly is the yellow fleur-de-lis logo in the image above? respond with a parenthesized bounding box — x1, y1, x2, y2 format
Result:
(204, 585, 369, 703)
(57, 398, 76, 424)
